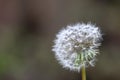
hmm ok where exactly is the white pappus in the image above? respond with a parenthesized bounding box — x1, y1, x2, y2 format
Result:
(52, 23, 102, 72)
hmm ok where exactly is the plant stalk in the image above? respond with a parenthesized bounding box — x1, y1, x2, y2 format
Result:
(82, 64, 86, 80)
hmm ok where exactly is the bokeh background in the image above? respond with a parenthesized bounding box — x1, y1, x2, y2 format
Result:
(0, 0, 120, 80)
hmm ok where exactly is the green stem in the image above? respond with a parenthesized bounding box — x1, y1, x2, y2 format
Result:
(82, 64, 86, 80)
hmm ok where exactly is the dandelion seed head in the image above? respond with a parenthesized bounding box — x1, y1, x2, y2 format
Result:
(52, 23, 102, 72)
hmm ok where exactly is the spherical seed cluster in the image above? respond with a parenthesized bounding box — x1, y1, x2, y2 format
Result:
(52, 23, 102, 72)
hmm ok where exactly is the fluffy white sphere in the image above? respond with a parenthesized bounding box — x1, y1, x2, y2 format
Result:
(52, 23, 102, 72)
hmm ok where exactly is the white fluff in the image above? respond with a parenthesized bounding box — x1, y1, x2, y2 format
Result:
(52, 23, 102, 72)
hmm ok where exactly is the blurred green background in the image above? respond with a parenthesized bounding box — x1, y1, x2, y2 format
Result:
(0, 0, 120, 80)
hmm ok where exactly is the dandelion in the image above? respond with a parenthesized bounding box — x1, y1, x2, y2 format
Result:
(52, 23, 102, 80)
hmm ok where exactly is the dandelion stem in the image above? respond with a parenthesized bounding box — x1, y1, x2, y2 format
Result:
(82, 64, 86, 80)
